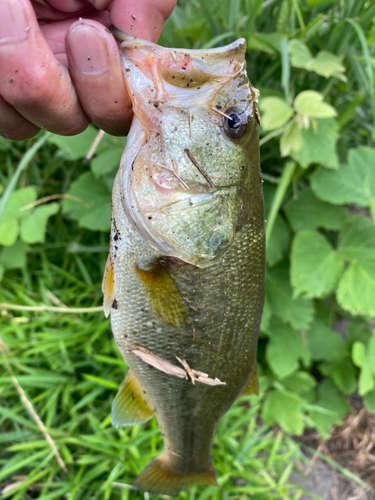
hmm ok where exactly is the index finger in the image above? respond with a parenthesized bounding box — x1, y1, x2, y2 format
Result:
(87, 0, 177, 41)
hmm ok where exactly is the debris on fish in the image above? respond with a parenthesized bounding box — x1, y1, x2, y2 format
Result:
(103, 29, 265, 495)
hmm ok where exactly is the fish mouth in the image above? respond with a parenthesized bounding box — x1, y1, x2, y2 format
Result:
(110, 28, 246, 58)
(111, 28, 250, 115)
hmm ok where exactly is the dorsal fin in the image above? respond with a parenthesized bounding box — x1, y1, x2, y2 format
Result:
(239, 362, 258, 397)
(111, 370, 154, 427)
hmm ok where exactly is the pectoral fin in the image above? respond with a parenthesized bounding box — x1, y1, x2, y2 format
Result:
(102, 253, 115, 318)
(240, 362, 258, 397)
(111, 370, 153, 427)
(136, 263, 189, 328)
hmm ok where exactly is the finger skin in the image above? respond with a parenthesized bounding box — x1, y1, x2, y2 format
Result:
(46, 0, 89, 13)
(66, 20, 132, 135)
(0, 0, 89, 135)
(0, 95, 40, 140)
(109, 0, 177, 41)
(65, 0, 177, 134)
(86, 0, 112, 10)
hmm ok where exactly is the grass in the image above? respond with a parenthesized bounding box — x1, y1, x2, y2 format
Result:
(1, 294, 312, 500)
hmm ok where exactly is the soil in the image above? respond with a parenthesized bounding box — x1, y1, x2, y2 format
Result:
(294, 398, 375, 499)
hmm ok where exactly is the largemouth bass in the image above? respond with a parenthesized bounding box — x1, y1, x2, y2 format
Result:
(102, 30, 265, 495)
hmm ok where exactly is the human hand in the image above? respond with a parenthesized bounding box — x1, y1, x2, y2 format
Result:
(0, 0, 177, 140)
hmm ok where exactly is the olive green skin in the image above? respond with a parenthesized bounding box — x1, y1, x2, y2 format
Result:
(108, 37, 265, 476)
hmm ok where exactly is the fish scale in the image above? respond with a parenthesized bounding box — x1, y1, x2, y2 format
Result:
(102, 30, 265, 495)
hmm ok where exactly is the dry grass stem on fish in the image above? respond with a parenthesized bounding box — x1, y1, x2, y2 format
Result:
(183, 148, 215, 188)
(176, 357, 226, 386)
(156, 162, 189, 190)
(128, 343, 226, 386)
(212, 106, 233, 120)
(126, 343, 188, 380)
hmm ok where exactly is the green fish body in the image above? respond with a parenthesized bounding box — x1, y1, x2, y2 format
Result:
(102, 32, 265, 495)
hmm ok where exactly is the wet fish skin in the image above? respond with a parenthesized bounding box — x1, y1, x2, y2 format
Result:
(103, 32, 265, 495)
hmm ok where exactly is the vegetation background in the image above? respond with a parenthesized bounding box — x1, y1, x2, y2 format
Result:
(1, 0, 374, 498)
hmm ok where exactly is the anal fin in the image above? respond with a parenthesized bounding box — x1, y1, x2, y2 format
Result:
(112, 370, 153, 427)
(136, 262, 190, 329)
(240, 361, 258, 397)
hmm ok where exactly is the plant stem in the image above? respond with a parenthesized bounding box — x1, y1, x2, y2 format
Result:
(265, 161, 296, 246)
(0, 132, 51, 226)
(0, 303, 103, 314)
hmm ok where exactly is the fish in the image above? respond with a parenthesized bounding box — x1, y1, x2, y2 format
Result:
(102, 29, 265, 495)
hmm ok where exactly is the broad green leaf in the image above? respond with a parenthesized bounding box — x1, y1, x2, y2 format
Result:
(48, 126, 98, 161)
(291, 118, 339, 169)
(305, 320, 347, 362)
(358, 357, 374, 396)
(328, 360, 357, 394)
(348, 322, 372, 347)
(266, 320, 310, 379)
(284, 188, 347, 232)
(0, 264, 3, 281)
(262, 390, 305, 435)
(20, 203, 60, 244)
(0, 136, 12, 151)
(337, 260, 375, 317)
(311, 146, 375, 207)
(338, 216, 375, 262)
(62, 172, 112, 231)
(91, 148, 123, 177)
(309, 380, 349, 435)
(368, 336, 375, 370)
(281, 372, 316, 395)
(1, 186, 38, 223)
(364, 389, 375, 412)
(288, 39, 312, 68)
(352, 341, 365, 367)
(266, 214, 291, 267)
(0, 187, 38, 246)
(260, 294, 271, 332)
(317, 379, 350, 415)
(0, 240, 29, 269)
(294, 91, 337, 118)
(0, 219, 19, 246)
(266, 266, 314, 330)
(305, 51, 345, 79)
(280, 121, 302, 157)
(308, 408, 340, 437)
(259, 97, 293, 130)
(291, 231, 344, 298)
(247, 32, 285, 54)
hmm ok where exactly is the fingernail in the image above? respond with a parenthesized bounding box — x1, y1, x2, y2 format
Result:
(68, 25, 110, 75)
(0, 0, 29, 44)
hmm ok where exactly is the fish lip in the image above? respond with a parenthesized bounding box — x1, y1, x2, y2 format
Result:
(110, 26, 246, 55)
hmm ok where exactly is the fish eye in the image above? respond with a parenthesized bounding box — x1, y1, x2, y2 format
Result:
(223, 107, 247, 138)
